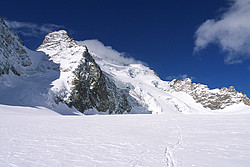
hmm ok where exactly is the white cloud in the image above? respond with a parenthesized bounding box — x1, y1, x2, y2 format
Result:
(165, 74, 195, 81)
(77, 39, 143, 65)
(4, 19, 64, 37)
(194, 0, 250, 64)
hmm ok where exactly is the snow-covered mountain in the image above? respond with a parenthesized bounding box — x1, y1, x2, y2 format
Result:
(0, 17, 60, 109)
(0, 17, 57, 76)
(37, 30, 133, 114)
(1, 17, 250, 114)
(37, 30, 250, 114)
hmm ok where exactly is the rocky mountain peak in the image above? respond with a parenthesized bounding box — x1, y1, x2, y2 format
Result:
(228, 86, 237, 93)
(169, 78, 195, 93)
(170, 78, 250, 110)
(37, 30, 79, 52)
(37, 30, 132, 114)
(37, 30, 87, 65)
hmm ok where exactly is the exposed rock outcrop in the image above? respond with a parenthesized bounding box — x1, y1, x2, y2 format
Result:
(38, 30, 132, 114)
(170, 78, 250, 110)
(69, 50, 131, 113)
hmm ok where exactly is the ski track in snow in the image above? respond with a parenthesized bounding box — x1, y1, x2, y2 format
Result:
(1, 106, 250, 167)
(165, 147, 175, 167)
(164, 120, 183, 167)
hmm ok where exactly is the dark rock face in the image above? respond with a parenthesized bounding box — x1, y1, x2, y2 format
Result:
(0, 17, 32, 76)
(37, 30, 133, 114)
(68, 50, 131, 114)
(170, 78, 250, 110)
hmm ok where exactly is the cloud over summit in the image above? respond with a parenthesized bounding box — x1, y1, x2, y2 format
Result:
(194, 0, 250, 64)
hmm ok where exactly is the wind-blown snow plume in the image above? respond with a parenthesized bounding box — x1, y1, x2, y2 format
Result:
(77, 40, 143, 65)
(4, 19, 64, 37)
(194, 0, 250, 64)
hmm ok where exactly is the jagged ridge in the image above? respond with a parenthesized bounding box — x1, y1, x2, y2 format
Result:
(0, 17, 58, 76)
(170, 78, 250, 110)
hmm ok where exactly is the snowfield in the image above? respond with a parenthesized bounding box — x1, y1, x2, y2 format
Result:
(0, 105, 250, 167)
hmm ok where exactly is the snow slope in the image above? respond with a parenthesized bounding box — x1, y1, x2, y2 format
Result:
(0, 69, 82, 115)
(0, 106, 250, 167)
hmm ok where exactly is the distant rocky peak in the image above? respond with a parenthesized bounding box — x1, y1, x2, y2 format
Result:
(170, 78, 250, 109)
(170, 78, 192, 85)
(169, 78, 196, 93)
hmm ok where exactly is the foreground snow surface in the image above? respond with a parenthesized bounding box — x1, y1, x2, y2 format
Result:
(0, 106, 250, 167)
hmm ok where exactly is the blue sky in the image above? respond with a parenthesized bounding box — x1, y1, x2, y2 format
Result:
(1, 0, 250, 96)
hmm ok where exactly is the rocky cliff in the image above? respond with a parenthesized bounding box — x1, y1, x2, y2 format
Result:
(38, 30, 132, 114)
